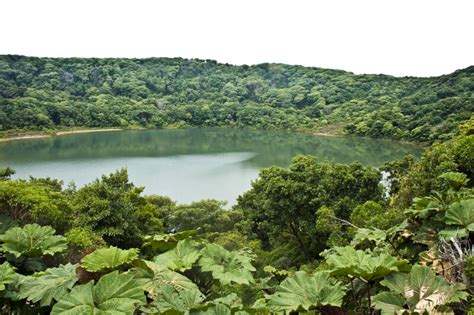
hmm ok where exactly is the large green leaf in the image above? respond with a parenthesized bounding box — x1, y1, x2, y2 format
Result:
(143, 283, 204, 314)
(324, 246, 410, 281)
(267, 271, 345, 312)
(154, 239, 202, 272)
(17, 263, 78, 307)
(438, 172, 469, 190)
(131, 260, 200, 298)
(143, 230, 199, 252)
(190, 304, 232, 315)
(0, 224, 67, 258)
(373, 265, 468, 314)
(0, 215, 17, 234)
(51, 270, 146, 314)
(351, 228, 387, 246)
(198, 243, 256, 285)
(441, 199, 474, 238)
(81, 246, 139, 272)
(0, 261, 15, 291)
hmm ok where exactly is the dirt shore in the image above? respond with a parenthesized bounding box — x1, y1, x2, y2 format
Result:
(0, 128, 123, 142)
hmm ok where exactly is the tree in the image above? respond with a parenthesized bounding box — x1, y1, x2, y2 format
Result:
(71, 168, 162, 248)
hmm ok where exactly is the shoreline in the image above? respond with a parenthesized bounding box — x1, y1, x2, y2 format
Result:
(0, 128, 124, 142)
(0, 126, 424, 148)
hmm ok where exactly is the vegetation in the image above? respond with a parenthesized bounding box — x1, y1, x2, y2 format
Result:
(0, 126, 472, 313)
(0, 55, 473, 313)
(1, 55, 473, 142)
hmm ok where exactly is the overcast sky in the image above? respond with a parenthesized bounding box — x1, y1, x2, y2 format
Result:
(1, 0, 473, 77)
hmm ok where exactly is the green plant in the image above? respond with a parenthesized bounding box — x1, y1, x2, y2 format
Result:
(267, 271, 345, 312)
(373, 265, 468, 314)
(51, 271, 146, 314)
(81, 246, 139, 273)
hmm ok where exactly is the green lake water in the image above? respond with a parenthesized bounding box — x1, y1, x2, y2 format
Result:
(0, 128, 422, 205)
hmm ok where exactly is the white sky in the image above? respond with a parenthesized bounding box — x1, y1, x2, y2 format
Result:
(0, 0, 473, 77)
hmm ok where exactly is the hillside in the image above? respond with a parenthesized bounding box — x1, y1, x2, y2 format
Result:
(0, 55, 473, 142)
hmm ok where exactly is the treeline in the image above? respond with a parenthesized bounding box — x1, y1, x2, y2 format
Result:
(0, 55, 473, 142)
(0, 124, 473, 313)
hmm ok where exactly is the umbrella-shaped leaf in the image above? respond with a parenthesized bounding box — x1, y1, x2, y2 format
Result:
(18, 263, 78, 307)
(131, 259, 200, 298)
(444, 199, 474, 230)
(324, 246, 410, 281)
(81, 246, 139, 272)
(154, 239, 202, 272)
(143, 283, 204, 314)
(0, 261, 15, 291)
(0, 224, 67, 258)
(267, 271, 345, 312)
(373, 265, 468, 314)
(51, 270, 146, 314)
(198, 243, 255, 285)
(143, 230, 199, 252)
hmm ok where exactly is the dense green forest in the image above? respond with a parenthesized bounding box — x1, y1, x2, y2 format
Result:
(0, 120, 473, 313)
(1, 55, 473, 142)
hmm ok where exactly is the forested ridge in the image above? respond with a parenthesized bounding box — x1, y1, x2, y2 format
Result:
(0, 121, 473, 313)
(1, 55, 473, 142)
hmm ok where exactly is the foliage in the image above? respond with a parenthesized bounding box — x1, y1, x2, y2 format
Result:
(373, 265, 468, 314)
(0, 167, 15, 181)
(324, 246, 410, 282)
(198, 243, 256, 286)
(131, 259, 201, 296)
(1, 56, 473, 143)
(17, 263, 78, 307)
(51, 271, 146, 314)
(0, 179, 71, 230)
(154, 239, 201, 272)
(81, 246, 139, 272)
(164, 199, 242, 234)
(71, 168, 163, 248)
(0, 262, 15, 291)
(237, 155, 382, 265)
(143, 229, 199, 252)
(267, 271, 345, 312)
(441, 199, 474, 238)
(394, 134, 474, 208)
(0, 224, 67, 258)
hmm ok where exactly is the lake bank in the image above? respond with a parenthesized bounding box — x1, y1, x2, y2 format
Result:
(0, 128, 124, 142)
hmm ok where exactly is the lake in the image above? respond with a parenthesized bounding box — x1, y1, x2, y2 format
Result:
(0, 128, 422, 205)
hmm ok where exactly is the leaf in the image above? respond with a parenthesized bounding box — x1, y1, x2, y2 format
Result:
(198, 243, 256, 285)
(0, 261, 15, 291)
(191, 304, 232, 315)
(267, 271, 345, 312)
(143, 283, 204, 314)
(438, 172, 469, 189)
(444, 199, 474, 229)
(154, 239, 201, 272)
(51, 270, 146, 314)
(351, 228, 387, 246)
(18, 263, 78, 307)
(0, 215, 17, 234)
(372, 292, 406, 314)
(373, 265, 468, 314)
(143, 230, 199, 252)
(324, 246, 410, 281)
(81, 246, 139, 272)
(131, 259, 200, 298)
(0, 224, 67, 258)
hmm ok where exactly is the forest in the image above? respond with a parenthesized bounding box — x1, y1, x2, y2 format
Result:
(0, 55, 473, 142)
(0, 119, 472, 313)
